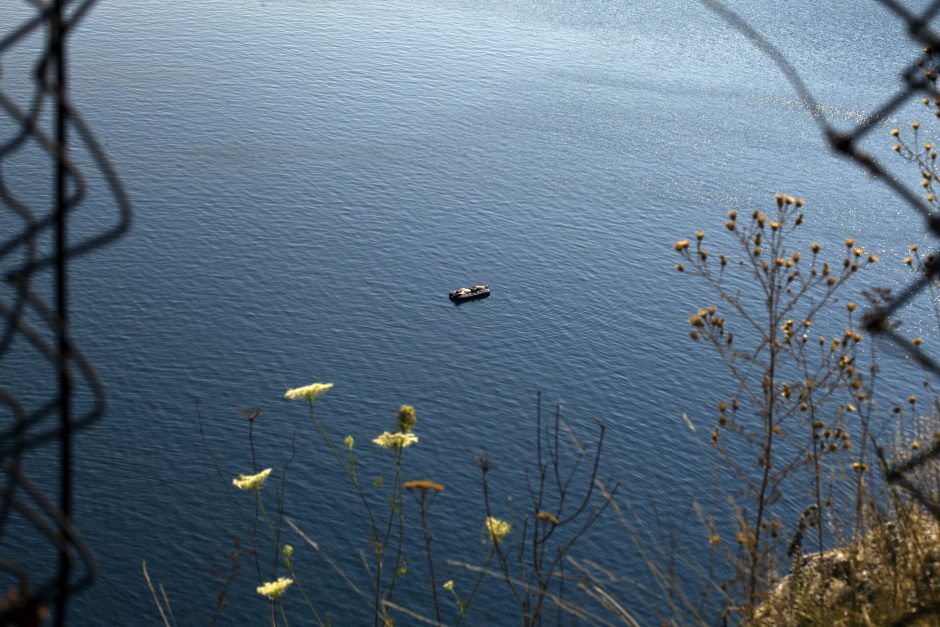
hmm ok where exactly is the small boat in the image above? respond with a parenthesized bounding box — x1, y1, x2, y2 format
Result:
(449, 284, 491, 303)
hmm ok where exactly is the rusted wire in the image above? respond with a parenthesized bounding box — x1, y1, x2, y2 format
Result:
(0, 0, 131, 622)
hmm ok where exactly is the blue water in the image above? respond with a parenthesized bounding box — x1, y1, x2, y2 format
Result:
(1, 0, 937, 623)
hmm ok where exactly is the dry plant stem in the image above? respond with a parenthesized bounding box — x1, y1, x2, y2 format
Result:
(747, 265, 778, 617)
(249, 420, 257, 472)
(215, 543, 242, 626)
(285, 556, 324, 625)
(306, 401, 378, 533)
(532, 419, 608, 624)
(481, 393, 609, 625)
(481, 470, 524, 609)
(455, 546, 494, 626)
(257, 496, 280, 627)
(305, 397, 389, 622)
(801, 359, 825, 553)
(447, 559, 616, 626)
(251, 426, 263, 589)
(374, 448, 405, 626)
(195, 399, 263, 580)
(416, 490, 442, 624)
(257, 496, 325, 626)
(745, 219, 786, 615)
(678, 197, 873, 620)
(142, 561, 173, 627)
(855, 341, 879, 535)
(287, 519, 443, 626)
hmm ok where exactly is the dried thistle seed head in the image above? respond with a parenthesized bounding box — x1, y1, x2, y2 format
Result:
(535, 511, 558, 525)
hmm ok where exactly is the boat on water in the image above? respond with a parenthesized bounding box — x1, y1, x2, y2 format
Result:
(449, 284, 490, 302)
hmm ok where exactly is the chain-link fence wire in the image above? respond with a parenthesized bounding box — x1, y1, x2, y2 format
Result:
(699, 0, 940, 519)
(1, 0, 130, 623)
(6, 0, 940, 622)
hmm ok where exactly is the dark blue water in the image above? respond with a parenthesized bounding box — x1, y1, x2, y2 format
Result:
(1, 0, 937, 622)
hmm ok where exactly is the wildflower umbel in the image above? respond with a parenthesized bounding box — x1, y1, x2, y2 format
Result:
(443, 580, 455, 591)
(343, 435, 354, 449)
(284, 382, 334, 401)
(404, 479, 445, 492)
(397, 404, 417, 432)
(256, 577, 293, 600)
(372, 431, 418, 450)
(485, 516, 511, 543)
(232, 468, 272, 491)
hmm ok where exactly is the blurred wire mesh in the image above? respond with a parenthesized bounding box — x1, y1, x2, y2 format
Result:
(4, 0, 940, 623)
(0, 0, 130, 623)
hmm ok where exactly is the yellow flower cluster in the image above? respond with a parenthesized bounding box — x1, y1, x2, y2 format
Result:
(443, 580, 455, 591)
(256, 577, 293, 600)
(485, 516, 511, 543)
(403, 479, 444, 492)
(232, 468, 272, 491)
(372, 431, 419, 450)
(284, 382, 334, 401)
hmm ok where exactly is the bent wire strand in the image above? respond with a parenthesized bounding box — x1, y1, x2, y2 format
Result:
(0, 0, 131, 621)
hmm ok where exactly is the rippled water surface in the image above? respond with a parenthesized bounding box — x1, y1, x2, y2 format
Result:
(1, 0, 935, 622)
